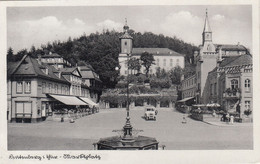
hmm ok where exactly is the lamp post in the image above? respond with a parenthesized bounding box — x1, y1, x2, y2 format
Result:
(115, 53, 133, 141)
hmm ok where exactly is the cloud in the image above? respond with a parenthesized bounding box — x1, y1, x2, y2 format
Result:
(159, 11, 251, 49)
(7, 16, 93, 52)
(96, 19, 123, 31)
(160, 11, 204, 45)
(211, 14, 225, 22)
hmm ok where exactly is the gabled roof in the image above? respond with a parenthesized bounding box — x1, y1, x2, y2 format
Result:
(9, 55, 69, 84)
(59, 67, 82, 77)
(132, 48, 185, 56)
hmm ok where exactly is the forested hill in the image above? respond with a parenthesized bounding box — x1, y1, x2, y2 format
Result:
(7, 29, 198, 88)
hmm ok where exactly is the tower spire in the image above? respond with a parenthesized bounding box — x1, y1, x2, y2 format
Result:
(123, 18, 129, 33)
(203, 8, 211, 32)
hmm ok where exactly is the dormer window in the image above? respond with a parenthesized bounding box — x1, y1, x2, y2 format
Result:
(41, 68, 48, 75)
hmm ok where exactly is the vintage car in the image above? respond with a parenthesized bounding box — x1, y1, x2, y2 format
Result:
(144, 106, 157, 121)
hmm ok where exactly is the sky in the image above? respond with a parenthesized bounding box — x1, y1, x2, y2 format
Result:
(7, 5, 252, 53)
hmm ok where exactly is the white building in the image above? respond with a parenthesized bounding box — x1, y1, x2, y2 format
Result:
(118, 21, 185, 76)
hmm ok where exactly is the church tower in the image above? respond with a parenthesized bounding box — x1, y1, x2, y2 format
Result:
(195, 9, 218, 103)
(118, 19, 133, 76)
(201, 9, 215, 53)
(120, 18, 133, 54)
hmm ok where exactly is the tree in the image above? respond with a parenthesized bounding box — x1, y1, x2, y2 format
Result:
(140, 52, 155, 77)
(169, 66, 183, 85)
(7, 47, 14, 62)
(128, 57, 141, 74)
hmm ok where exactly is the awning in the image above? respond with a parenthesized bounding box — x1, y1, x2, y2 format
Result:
(78, 97, 97, 108)
(177, 97, 195, 103)
(49, 94, 87, 106)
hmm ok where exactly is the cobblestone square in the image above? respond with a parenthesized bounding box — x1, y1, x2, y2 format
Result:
(8, 108, 253, 150)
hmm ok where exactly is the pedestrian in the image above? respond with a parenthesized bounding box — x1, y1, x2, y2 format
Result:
(230, 115, 234, 124)
(226, 113, 230, 123)
(182, 114, 187, 124)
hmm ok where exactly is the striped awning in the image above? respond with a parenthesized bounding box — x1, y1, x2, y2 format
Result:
(49, 94, 87, 106)
(177, 97, 195, 103)
(78, 97, 97, 108)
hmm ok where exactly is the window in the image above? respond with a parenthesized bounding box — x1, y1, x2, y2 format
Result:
(214, 83, 217, 95)
(210, 84, 213, 95)
(61, 86, 64, 94)
(170, 59, 173, 67)
(157, 59, 160, 66)
(17, 81, 23, 93)
(231, 79, 238, 89)
(163, 59, 166, 66)
(245, 101, 250, 110)
(42, 82, 46, 93)
(125, 41, 127, 45)
(49, 83, 52, 93)
(24, 81, 31, 93)
(54, 84, 58, 94)
(245, 79, 251, 92)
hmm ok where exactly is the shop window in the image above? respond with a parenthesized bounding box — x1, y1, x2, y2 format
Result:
(16, 81, 23, 93)
(245, 79, 251, 92)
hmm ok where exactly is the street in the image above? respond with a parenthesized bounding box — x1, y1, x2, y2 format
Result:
(8, 108, 253, 150)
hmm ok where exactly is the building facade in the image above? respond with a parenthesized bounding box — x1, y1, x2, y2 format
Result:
(179, 10, 252, 118)
(118, 21, 185, 76)
(7, 54, 101, 123)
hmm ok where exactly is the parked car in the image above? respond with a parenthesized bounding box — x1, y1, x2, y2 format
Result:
(144, 106, 157, 121)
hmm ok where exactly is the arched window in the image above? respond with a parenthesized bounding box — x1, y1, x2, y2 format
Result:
(231, 79, 238, 89)
(245, 79, 251, 92)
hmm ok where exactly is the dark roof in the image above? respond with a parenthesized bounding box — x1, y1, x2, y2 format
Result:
(10, 55, 69, 84)
(119, 33, 133, 39)
(219, 54, 252, 67)
(80, 70, 101, 82)
(132, 48, 185, 56)
(215, 44, 247, 51)
(41, 53, 61, 58)
(7, 61, 20, 78)
(59, 67, 82, 77)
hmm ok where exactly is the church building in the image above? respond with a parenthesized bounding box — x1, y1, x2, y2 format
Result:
(118, 20, 185, 76)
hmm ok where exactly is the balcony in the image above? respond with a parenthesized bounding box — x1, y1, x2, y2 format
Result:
(223, 92, 240, 99)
